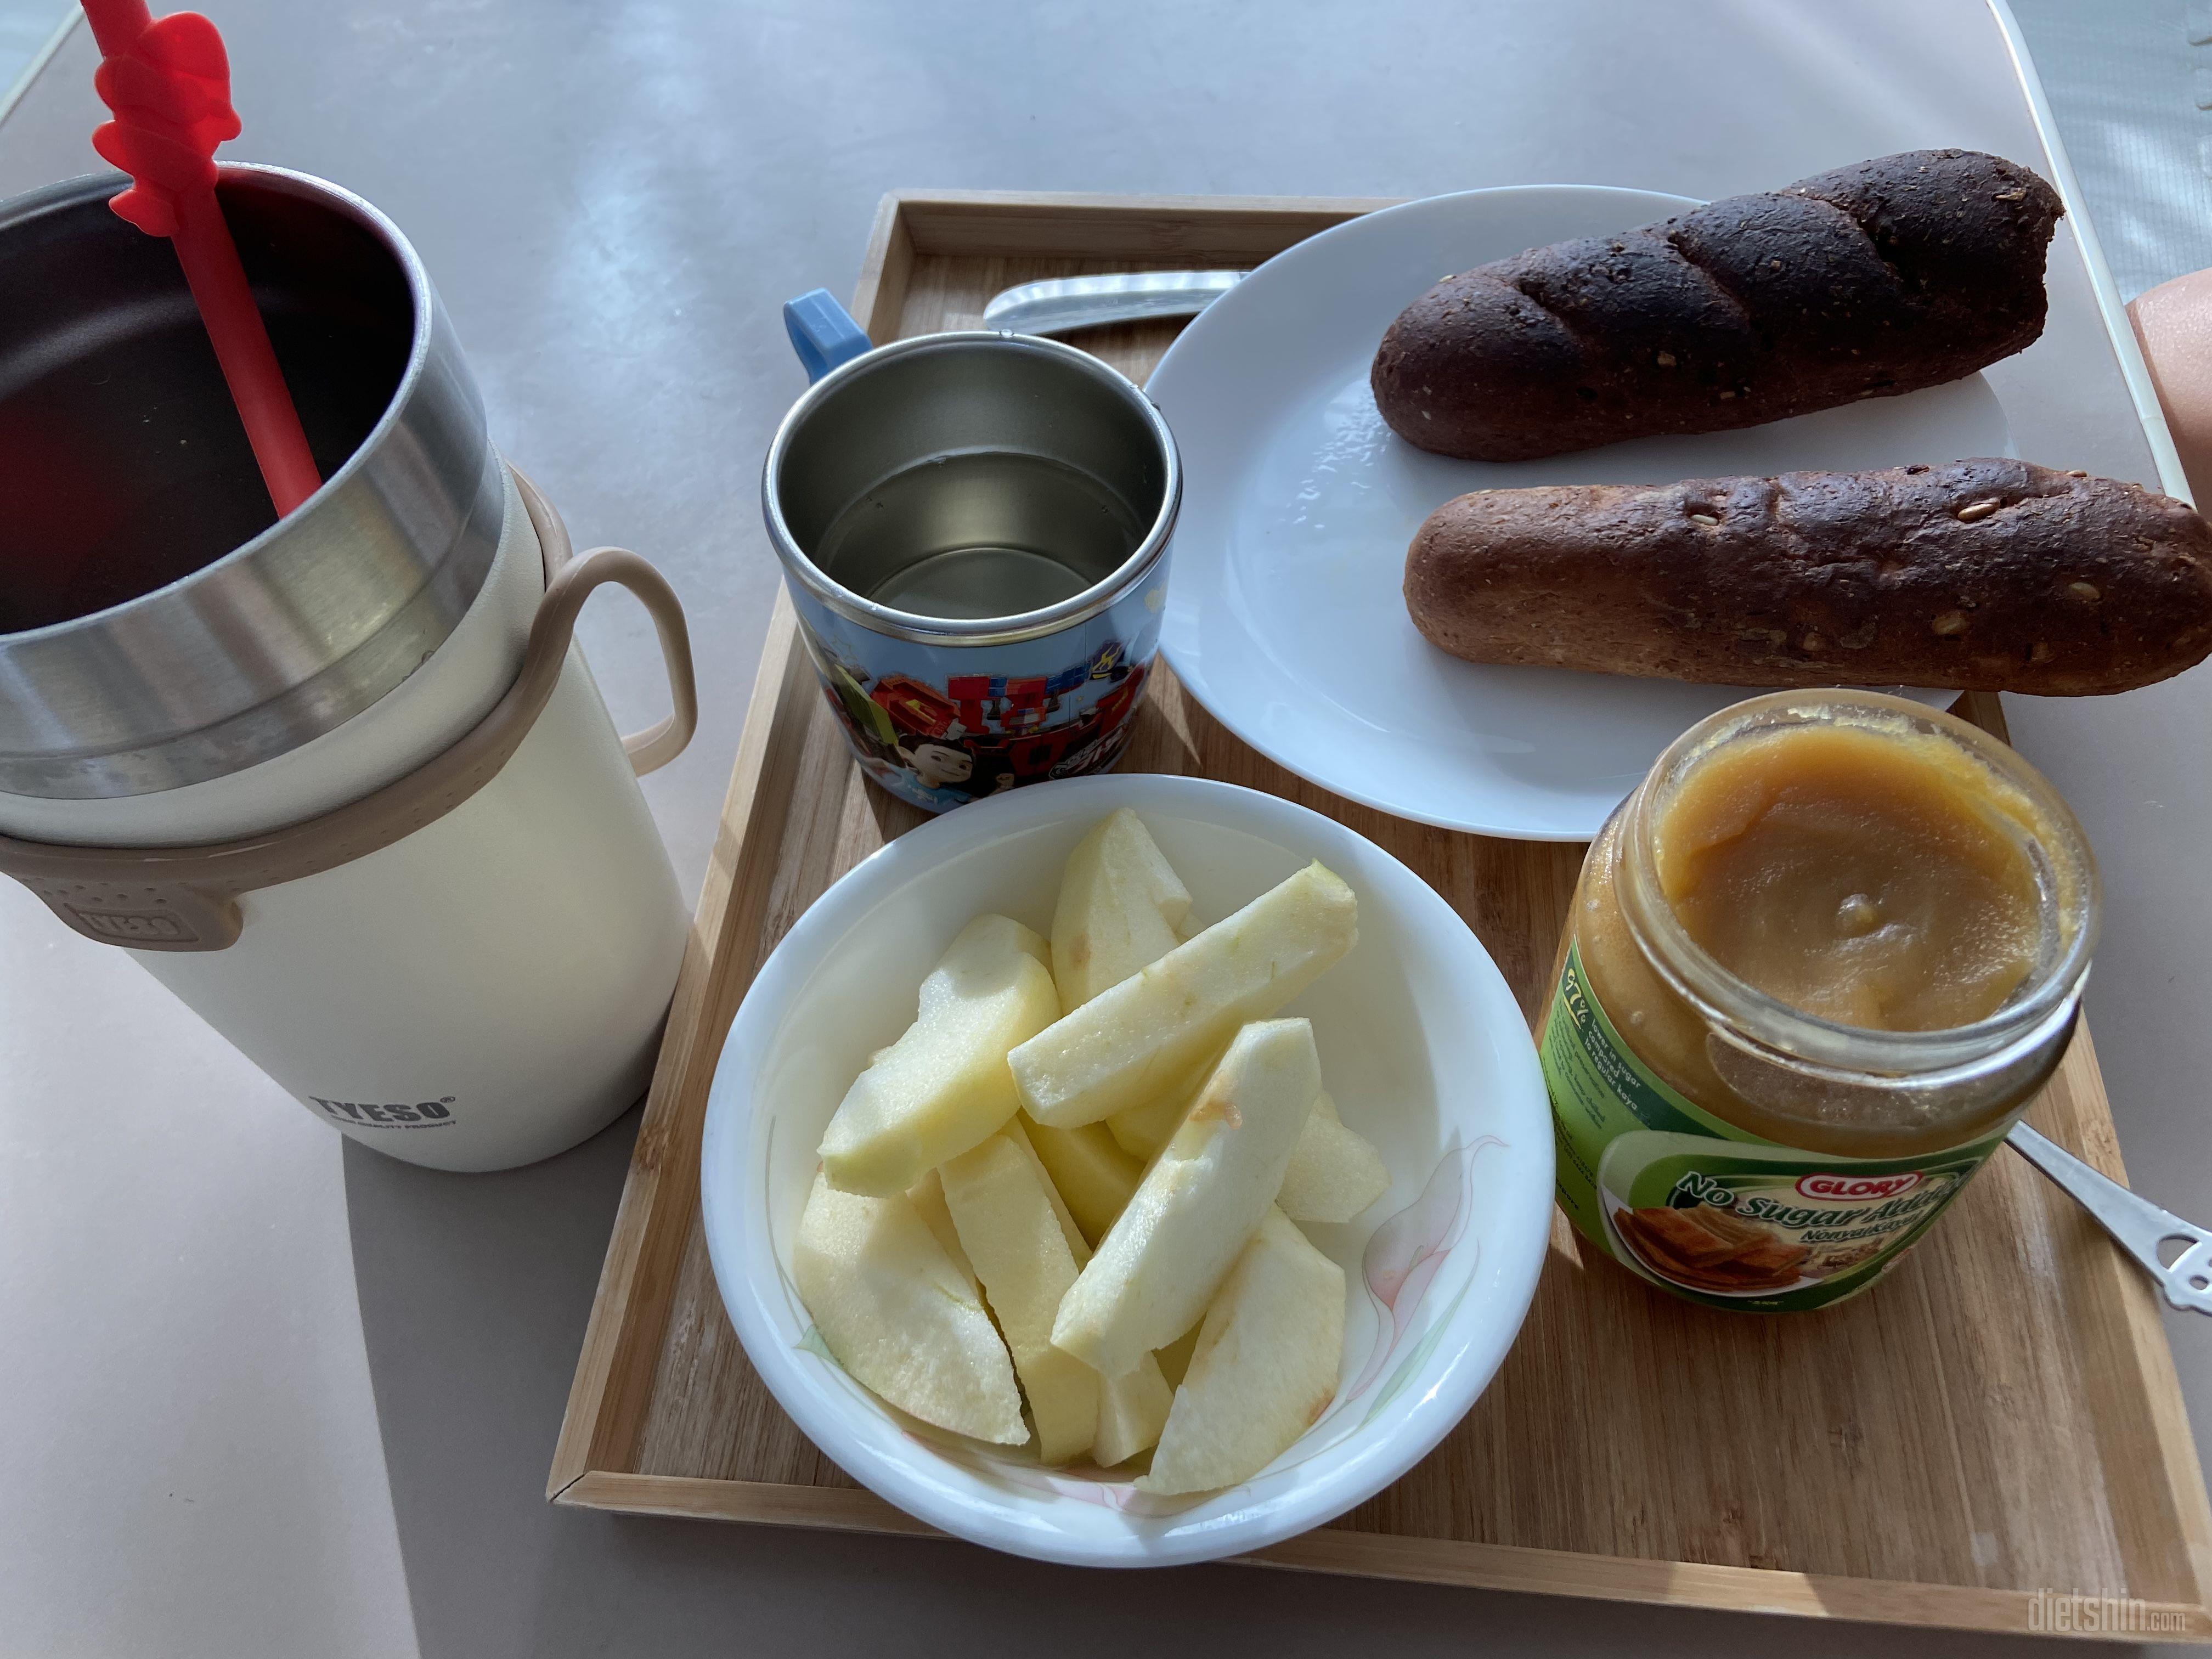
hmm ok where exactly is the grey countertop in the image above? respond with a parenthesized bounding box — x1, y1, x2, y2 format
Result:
(2, 3, 2208, 1655)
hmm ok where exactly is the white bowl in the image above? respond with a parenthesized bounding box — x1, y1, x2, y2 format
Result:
(700, 773, 1553, 1567)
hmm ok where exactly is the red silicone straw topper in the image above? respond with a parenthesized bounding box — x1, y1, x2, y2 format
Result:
(82, 0, 320, 516)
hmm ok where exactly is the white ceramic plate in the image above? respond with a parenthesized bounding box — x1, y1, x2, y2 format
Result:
(700, 774, 1553, 1567)
(1148, 186, 1999, 840)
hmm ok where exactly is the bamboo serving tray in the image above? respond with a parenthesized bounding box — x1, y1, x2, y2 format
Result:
(550, 191, 2212, 1639)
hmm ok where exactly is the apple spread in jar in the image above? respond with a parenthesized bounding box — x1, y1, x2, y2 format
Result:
(1541, 690, 2098, 1312)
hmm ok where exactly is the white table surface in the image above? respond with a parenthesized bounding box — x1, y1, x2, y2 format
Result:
(3, 3, 2208, 1654)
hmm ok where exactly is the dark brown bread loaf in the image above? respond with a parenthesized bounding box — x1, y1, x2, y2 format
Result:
(1372, 151, 2064, 462)
(1402, 459, 2212, 695)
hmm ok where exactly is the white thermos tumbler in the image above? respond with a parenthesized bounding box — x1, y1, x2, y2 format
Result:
(0, 166, 693, 1171)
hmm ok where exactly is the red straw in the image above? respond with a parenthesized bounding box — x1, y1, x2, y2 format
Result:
(81, 0, 320, 517)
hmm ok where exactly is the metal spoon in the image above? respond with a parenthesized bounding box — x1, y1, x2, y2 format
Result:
(982, 270, 1247, 337)
(2008, 1122, 2212, 1312)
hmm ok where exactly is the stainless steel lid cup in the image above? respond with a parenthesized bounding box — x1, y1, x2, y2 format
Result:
(764, 291, 1180, 814)
(0, 165, 505, 806)
(0, 166, 697, 1172)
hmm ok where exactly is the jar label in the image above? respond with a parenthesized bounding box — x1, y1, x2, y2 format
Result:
(1541, 941, 2009, 1312)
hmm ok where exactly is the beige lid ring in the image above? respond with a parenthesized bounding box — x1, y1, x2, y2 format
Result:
(0, 468, 696, 952)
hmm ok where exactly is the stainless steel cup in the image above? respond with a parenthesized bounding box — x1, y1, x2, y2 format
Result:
(0, 166, 501, 802)
(763, 301, 1180, 813)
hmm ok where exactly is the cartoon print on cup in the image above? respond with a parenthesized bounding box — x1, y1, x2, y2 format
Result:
(902, 738, 975, 793)
(808, 631, 1152, 812)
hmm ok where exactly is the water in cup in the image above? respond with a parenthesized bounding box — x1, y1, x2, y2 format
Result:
(811, 449, 1148, 622)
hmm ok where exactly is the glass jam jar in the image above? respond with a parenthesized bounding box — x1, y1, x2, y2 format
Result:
(1541, 689, 2099, 1312)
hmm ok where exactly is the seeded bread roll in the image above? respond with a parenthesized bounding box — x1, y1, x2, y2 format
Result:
(1402, 459, 2212, 696)
(1372, 150, 2064, 462)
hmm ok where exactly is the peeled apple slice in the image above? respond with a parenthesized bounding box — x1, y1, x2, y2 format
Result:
(792, 1170, 1025, 1444)
(1050, 1018, 1322, 1379)
(949, 1119, 1169, 1464)
(1093, 1356, 1173, 1468)
(1046, 810, 1216, 1158)
(1020, 1114, 1142, 1248)
(1139, 1206, 1346, 1495)
(1051, 808, 1193, 1008)
(1012, 864, 1356, 1128)
(1276, 1091, 1391, 1224)
(1103, 1045, 1226, 1160)
(906, 1169, 979, 1293)
(939, 1132, 1098, 1464)
(818, 915, 1059, 1195)
(1001, 1119, 1172, 1464)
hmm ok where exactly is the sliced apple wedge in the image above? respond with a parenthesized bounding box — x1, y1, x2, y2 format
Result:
(1013, 863, 1356, 1128)
(1104, 1097, 1176, 1161)
(940, 1132, 1098, 1464)
(819, 915, 1059, 1195)
(1050, 1018, 1322, 1378)
(906, 1169, 979, 1293)
(1002, 1116, 1086, 1250)
(1276, 1091, 1392, 1224)
(1139, 1207, 1346, 1495)
(1020, 1114, 1142, 1248)
(792, 1169, 1025, 1444)
(1094, 1355, 1173, 1468)
(996, 1120, 1172, 1465)
(1102, 1044, 1224, 1160)
(1051, 808, 1193, 1008)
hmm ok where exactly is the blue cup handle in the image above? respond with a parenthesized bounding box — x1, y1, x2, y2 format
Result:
(784, 289, 874, 383)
